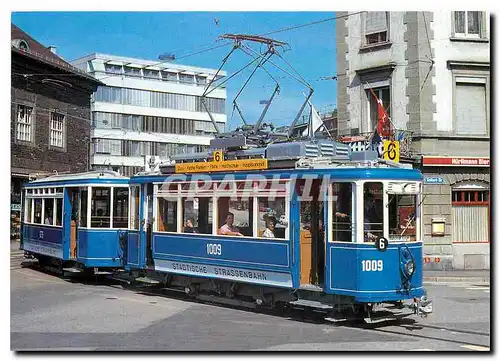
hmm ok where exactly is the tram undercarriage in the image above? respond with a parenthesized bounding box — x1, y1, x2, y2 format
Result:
(111, 269, 432, 324)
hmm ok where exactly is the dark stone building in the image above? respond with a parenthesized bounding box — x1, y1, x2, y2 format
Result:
(11, 24, 102, 239)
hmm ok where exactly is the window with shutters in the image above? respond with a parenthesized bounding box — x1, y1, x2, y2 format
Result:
(452, 189, 490, 243)
(454, 81, 487, 135)
(364, 12, 389, 45)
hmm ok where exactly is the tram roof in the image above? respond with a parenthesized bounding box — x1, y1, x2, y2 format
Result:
(130, 162, 423, 184)
(24, 170, 129, 187)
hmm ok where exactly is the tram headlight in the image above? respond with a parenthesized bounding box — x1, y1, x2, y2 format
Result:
(404, 259, 415, 277)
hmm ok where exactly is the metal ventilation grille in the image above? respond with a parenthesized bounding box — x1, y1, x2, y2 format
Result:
(319, 143, 335, 156)
(305, 144, 319, 157)
(335, 143, 350, 156)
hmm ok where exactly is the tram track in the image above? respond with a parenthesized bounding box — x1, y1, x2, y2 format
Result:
(13, 261, 491, 351)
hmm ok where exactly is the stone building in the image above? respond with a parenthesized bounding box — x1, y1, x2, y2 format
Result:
(11, 23, 102, 232)
(336, 11, 490, 269)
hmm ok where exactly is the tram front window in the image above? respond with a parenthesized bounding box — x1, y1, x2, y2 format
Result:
(364, 182, 383, 242)
(389, 194, 417, 241)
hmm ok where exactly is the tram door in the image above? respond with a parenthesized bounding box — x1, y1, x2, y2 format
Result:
(68, 188, 81, 259)
(145, 184, 154, 267)
(297, 179, 325, 286)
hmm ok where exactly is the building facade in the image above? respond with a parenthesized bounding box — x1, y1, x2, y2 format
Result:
(70, 54, 227, 176)
(11, 24, 102, 240)
(336, 11, 490, 269)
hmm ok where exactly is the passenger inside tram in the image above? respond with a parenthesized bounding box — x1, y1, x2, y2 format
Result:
(364, 192, 382, 241)
(184, 218, 198, 233)
(262, 215, 276, 238)
(219, 213, 243, 236)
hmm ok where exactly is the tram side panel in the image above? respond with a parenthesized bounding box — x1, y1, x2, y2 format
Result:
(76, 230, 124, 268)
(22, 224, 64, 259)
(150, 233, 294, 289)
(326, 242, 424, 303)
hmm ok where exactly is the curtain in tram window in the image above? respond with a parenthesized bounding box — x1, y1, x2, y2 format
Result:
(452, 205, 488, 242)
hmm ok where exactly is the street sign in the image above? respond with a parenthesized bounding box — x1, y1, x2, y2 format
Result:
(383, 140, 400, 163)
(424, 177, 445, 184)
(213, 150, 224, 163)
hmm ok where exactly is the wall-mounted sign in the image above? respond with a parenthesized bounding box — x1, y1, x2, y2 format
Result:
(422, 156, 490, 167)
(424, 177, 445, 184)
(11, 204, 21, 211)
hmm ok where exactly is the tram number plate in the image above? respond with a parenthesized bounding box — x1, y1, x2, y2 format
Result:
(207, 243, 222, 256)
(361, 260, 383, 272)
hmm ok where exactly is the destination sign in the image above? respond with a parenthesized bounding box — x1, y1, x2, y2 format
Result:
(175, 159, 268, 173)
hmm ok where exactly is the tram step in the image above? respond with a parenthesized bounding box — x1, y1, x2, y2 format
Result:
(289, 299, 334, 309)
(62, 267, 83, 273)
(94, 271, 113, 275)
(299, 284, 324, 292)
(135, 277, 160, 284)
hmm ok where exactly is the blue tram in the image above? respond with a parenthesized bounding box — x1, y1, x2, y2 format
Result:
(21, 170, 130, 275)
(123, 138, 432, 322)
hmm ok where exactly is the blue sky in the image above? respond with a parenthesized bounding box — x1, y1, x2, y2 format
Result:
(11, 11, 338, 130)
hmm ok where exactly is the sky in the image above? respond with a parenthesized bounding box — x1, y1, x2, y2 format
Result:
(11, 11, 338, 130)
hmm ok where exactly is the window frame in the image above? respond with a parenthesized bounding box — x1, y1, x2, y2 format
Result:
(452, 11, 484, 39)
(450, 66, 490, 137)
(49, 111, 66, 149)
(328, 182, 356, 243)
(362, 11, 390, 47)
(15, 104, 34, 143)
(151, 179, 291, 240)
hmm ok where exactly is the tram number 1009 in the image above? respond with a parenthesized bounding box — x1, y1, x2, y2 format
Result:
(361, 260, 383, 272)
(207, 243, 222, 256)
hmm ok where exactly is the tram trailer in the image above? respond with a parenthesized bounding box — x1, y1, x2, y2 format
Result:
(20, 170, 130, 276)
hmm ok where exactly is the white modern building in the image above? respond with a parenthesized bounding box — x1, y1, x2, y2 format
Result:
(336, 11, 490, 270)
(71, 53, 227, 176)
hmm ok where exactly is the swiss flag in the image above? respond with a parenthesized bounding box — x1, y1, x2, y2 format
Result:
(368, 88, 391, 138)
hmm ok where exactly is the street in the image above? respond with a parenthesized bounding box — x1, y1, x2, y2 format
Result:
(10, 246, 490, 351)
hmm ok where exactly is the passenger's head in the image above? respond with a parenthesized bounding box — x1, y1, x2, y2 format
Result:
(185, 218, 194, 228)
(265, 216, 276, 230)
(226, 212, 234, 226)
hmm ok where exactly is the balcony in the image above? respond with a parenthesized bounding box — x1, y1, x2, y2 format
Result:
(337, 129, 416, 159)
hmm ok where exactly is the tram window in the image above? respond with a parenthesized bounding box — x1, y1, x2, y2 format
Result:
(130, 186, 140, 230)
(258, 198, 287, 239)
(389, 194, 417, 241)
(80, 188, 89, 227)
(218, 197, 253, 237)
(364, 182, 384, 242)
(44, 198, 54, 225)
(80, 189, 88, 227)
(25, 199, 33, 223)
(182, 197, 212, 235)
(158, 197, 177, 232)
(113, 188, 129, 228)
(91, 187, 111, 228)
(55, 198, 63, 226)
(332, 183, 353, 242)
(33, 199, 42, 224)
